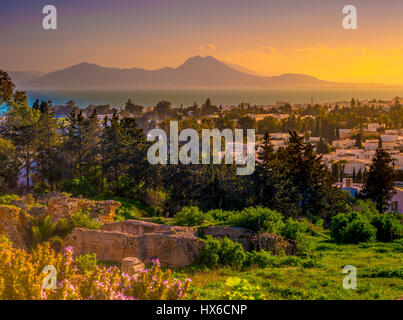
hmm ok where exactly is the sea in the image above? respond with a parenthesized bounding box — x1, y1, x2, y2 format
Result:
(19, 88, 403, 109)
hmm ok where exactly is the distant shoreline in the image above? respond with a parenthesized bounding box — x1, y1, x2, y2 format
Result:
(21, 88, 403, 109)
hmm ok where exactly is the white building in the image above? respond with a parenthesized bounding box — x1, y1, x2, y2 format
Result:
(332, 139, 355, 149)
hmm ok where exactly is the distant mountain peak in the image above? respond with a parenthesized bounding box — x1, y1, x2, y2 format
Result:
(181, 55, 222, 66)
(19, 55, 380, 89)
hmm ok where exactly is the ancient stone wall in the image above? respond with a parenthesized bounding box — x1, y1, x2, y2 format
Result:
(101, 220, 197, 236)
(47, 197, 120, 223)
(63, 227, 204, 266)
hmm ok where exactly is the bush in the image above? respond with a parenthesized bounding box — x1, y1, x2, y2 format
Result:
(246, 250, 274, 268)
(30, 211, 101, 246)
(171, 206, 214, 227)
(330, 211, 377, 244)
(224, 277, 265, 300)
(147, 216, 166, 224)
(70, 210, 101, 230)
(371, 213, 403, 242)
(75, 253, 97, 274)
(207, 209, 236, 223)
(362, 267, 403, 279)
(0, 235, 12, 246)
(246, 251, 304, 268)
(199, 236, 247, 269)
(0, 244, 192, 300)
(294, 233, 314, 257)
(281, 218, 308, 240)
(228, 207, 284, 233)
(31, 215, 55, 245)
(0, 194, 19, 205)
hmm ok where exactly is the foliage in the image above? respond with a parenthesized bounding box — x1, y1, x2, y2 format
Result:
(0, 242, 192, 300)
(75, 253, 97, 274)
(360, 148, 396, 212)
(147, 216, 166, 224)
(31, 215, 55, 245)
(30, 211, 101, 245)
(224, 277, 265, 300)
(173, 238, 403, 300)
(62, 177, 98, 198)
(143, 188, 168, 216)
(228, 207, 284, 233)
(330, 211, 377, 244)
(371, 213, 403, 242)
(198, 236, 247, 269)
(281, 218, 308, 240)
(69, 210, 101, 230)
(171, 206, 215, 227)
(0, 194, 19, 205)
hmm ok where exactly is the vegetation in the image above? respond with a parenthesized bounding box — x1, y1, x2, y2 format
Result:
(173, 237, 403, 300)
(30, 210, 101, 245)
(1, 72, 403, 300)
(0, 239, 192, 300)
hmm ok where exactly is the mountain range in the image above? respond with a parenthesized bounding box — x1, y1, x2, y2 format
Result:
(8, 56, 399, 89)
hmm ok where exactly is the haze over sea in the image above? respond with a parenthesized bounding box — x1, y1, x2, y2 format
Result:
(25, 88, 403, 109)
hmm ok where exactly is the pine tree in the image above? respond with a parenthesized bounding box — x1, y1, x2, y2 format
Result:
(361, 148, 396, 212)
(34, 100, 60, 192)
(357, 168, 363, 183)
(4, 99, 39, 191)
(355, 130, 363, 149)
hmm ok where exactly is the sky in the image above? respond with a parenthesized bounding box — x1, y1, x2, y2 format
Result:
(2, 0, 403, 84)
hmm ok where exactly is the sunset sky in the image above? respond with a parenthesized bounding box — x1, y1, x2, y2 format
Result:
(2, 0, 403, 84)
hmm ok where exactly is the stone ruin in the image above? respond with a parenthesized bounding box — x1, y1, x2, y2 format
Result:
(63, 220, 204, 267)
(0, 194, 299, 268)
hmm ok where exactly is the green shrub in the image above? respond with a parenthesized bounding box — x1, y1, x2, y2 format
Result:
(147, 216, 166, 224)
(70, 210, 101, 230)
(0, 235, 12, 246)
(199, 236, 247, 269)
(246, 250, 274, 268)
(362, 267, 403, 279)
(294, 233, 314, 257)
(330, 211, 376, 244)
(172, 206, 214, 227)
(207, 209, 236, 223)
(31, 215, 55, 245)
(0, 194, 19, 205)
(224, 277, 265, 300)
(30, 211, 100, 245)
(281, 218, 308, 240)
(75, 253, 97, 274)
(371, 213, 403, 242)
(350, 199, 379, 219)
(228, 207, 284, 233)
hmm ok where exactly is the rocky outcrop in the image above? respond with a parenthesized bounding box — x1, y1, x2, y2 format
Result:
(63, 226, 204, 266)
(121, 257, 145, 275)
(101, 220, 197, 236)
(250, 233, 297, 255)
(201, 226, 254, 250)
(0, 205, 30, 250)
(47, 196, 121, 224)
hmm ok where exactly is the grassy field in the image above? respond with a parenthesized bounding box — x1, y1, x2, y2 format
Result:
(172, 238, 403, 300)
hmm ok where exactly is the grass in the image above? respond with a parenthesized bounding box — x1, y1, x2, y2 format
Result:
(172, 237, 403, 300)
